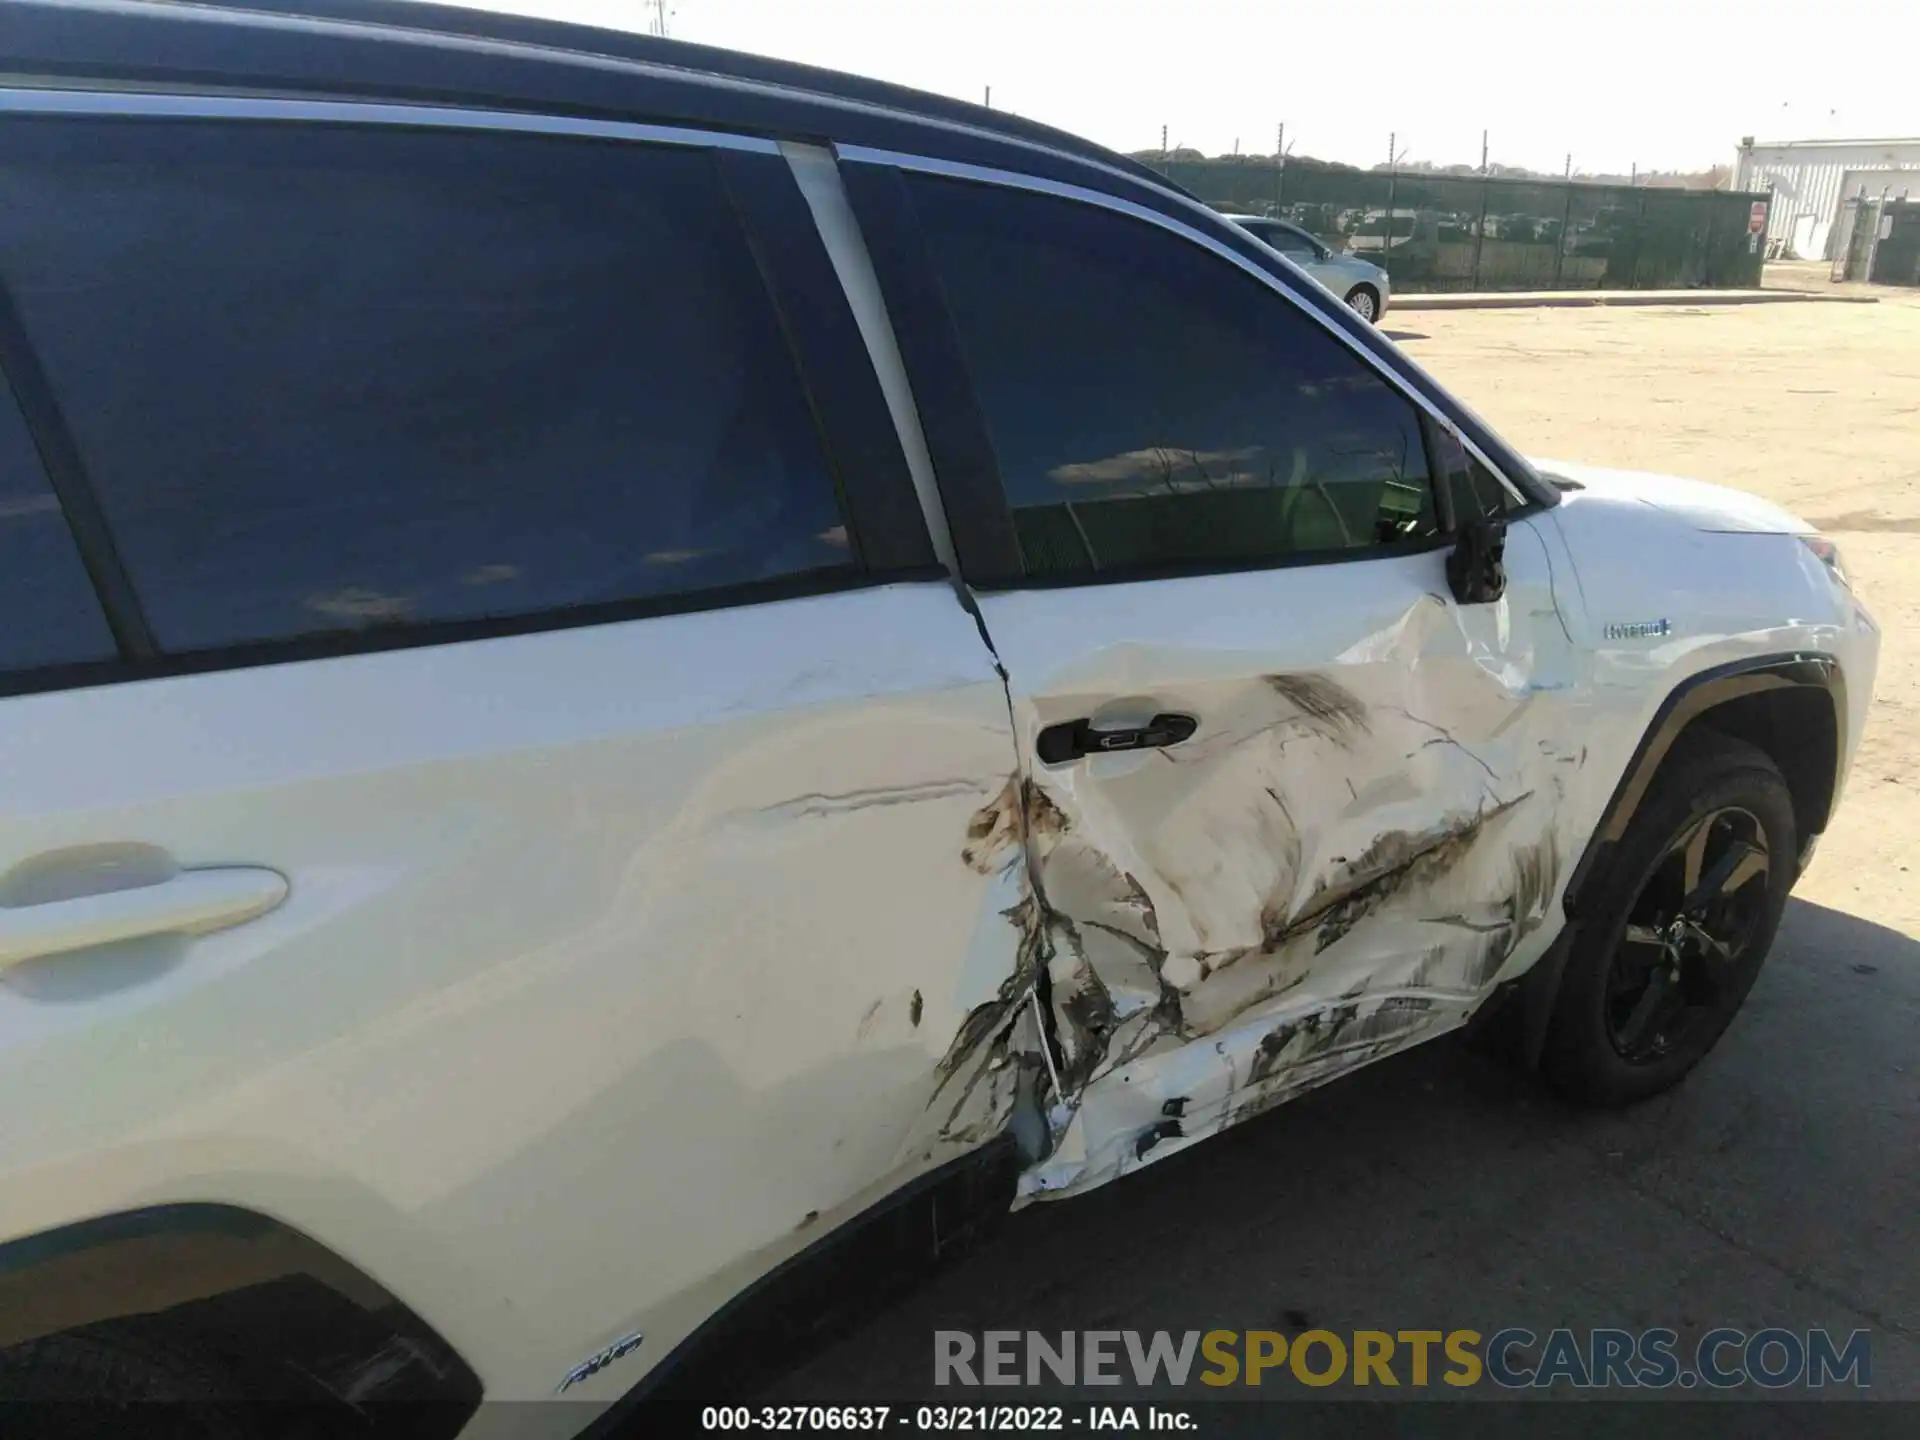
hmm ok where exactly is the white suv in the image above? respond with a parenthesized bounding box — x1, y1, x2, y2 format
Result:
(0, 2, 1879, 1435)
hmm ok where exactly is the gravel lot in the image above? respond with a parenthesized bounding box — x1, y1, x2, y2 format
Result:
(753, 288, 1920, 1418)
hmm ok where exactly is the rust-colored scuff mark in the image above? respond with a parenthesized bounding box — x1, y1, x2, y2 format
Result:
(1264, 672, 1371, 739)
(1026, 782, 1070, 842)
(1235, 996, 1438, 1127)
(962, 773, 1071, 874)
(1468, 925, 1516, 989)
(1509, 829, 1560, 935)
(1117, 871, 1161, 941)
(1408, 944, 1451, 991)
(961, 773, 1023, 874)
(925, 880, 1052, 1152)
(932, 771, 1095, 1157)
(1263, 794, 1529, 957)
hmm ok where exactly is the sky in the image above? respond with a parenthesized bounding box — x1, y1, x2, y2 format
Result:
(419, 0, 1909, 175)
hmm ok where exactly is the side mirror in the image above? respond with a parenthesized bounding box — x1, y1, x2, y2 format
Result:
(1447, 515, 1507, 605)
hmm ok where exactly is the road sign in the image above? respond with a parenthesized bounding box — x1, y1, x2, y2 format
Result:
(1749, 201, 1768, 234)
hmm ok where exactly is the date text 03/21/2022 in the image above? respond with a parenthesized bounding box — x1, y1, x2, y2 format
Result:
(701, 1405, 1193, 1432)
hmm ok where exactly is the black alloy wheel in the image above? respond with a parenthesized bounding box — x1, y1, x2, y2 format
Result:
(1540, 733, 1796, 1106)
(1604, 805, 1771, 1063)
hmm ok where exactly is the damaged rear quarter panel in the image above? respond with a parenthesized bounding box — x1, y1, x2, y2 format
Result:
(953, 527, 1588, 1202)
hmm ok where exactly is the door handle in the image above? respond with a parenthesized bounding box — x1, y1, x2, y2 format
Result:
(1036, 714, 1198, 765)
(0, 866, 288, 972)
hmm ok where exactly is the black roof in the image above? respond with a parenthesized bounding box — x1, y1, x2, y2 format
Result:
(2, 0, 1183, 197)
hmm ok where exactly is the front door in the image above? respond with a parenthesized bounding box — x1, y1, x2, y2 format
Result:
(863, 160, 1584, 1200)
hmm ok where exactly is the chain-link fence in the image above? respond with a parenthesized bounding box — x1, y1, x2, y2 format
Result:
(1153, 157, 1769, 292)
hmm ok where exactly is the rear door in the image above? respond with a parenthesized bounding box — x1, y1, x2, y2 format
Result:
(0, 101, 1017, 1400)
(846, 158, 1586, 1201)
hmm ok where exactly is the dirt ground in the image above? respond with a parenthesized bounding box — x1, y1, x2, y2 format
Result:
(752, 289, 1920, 1418)
(1385, 288, 1920, 936)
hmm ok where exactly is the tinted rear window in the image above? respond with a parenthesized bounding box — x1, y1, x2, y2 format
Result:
(0, 367, 116, 674)
(0, 119, 852, 652)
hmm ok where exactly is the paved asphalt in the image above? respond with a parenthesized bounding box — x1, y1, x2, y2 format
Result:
(750, 896, 1920, 1432)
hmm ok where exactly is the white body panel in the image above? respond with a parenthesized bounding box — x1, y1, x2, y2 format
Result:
(0, 583, 1019, 1400)
(1533, 460, 1817, 535)
(0, 68, 1884, 1435)
(1533, 466, 1879, 822)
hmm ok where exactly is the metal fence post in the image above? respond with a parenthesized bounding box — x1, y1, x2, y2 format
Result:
(1633, 189, 1647, 288)
(1702, 195, 1718, 286)
(1552, 177, 1574, 287)
(1471, 174, 1488, 290)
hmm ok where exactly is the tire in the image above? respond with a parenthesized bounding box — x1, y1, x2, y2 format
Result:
(1344, 284, 1380, 322)
(1540, 732, 1794, 1107)
(0, 1332, 263, 1440)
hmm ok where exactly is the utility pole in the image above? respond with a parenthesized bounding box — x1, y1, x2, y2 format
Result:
(984, 85, 991, 108)
(1275, 122, 1285, 209)
(1480, 129, 1488, 175)
(1554, 153, 1575, 287)
(646, 0, 669, 37)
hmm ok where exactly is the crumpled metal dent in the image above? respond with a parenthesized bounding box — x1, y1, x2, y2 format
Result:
(927, 665, 1577, 1202)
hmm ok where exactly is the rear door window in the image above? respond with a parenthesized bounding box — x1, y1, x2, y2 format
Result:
(0, 367, 115, 676)
(0, 119, 853, 653)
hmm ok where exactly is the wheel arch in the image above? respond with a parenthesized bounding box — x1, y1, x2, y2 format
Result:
(1506, 653, 1843, 1069)
(1563, 652, 1844, 918)
(0, 1203, 480, 1433)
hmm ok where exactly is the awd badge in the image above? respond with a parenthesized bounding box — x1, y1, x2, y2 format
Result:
(558, 1331, 645, 1393)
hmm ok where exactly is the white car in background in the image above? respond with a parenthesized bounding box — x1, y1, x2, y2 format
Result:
(1225, 212, 1392, 321)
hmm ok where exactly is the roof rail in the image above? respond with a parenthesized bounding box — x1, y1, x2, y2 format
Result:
(131, 0, 1182, 192)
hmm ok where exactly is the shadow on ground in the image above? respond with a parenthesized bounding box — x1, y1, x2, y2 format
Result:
(751, 899, 1920, 1418)
(1382, 329, 1430, 342)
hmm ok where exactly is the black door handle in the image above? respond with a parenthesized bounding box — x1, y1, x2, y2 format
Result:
(1036, 713, 1198, 765)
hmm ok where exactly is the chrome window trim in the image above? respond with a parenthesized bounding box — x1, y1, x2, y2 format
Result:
(780, 142, 962, 582)
(836, 143, 1534, 508)
(0, 85, 782, 152)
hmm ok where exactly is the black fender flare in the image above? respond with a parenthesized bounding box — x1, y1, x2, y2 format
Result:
(1517, 652, 1845, 1065)
(0, 1204, 479, 1432)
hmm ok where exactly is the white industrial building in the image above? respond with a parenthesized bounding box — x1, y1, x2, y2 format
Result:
(1734, 137, 1920, 260)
